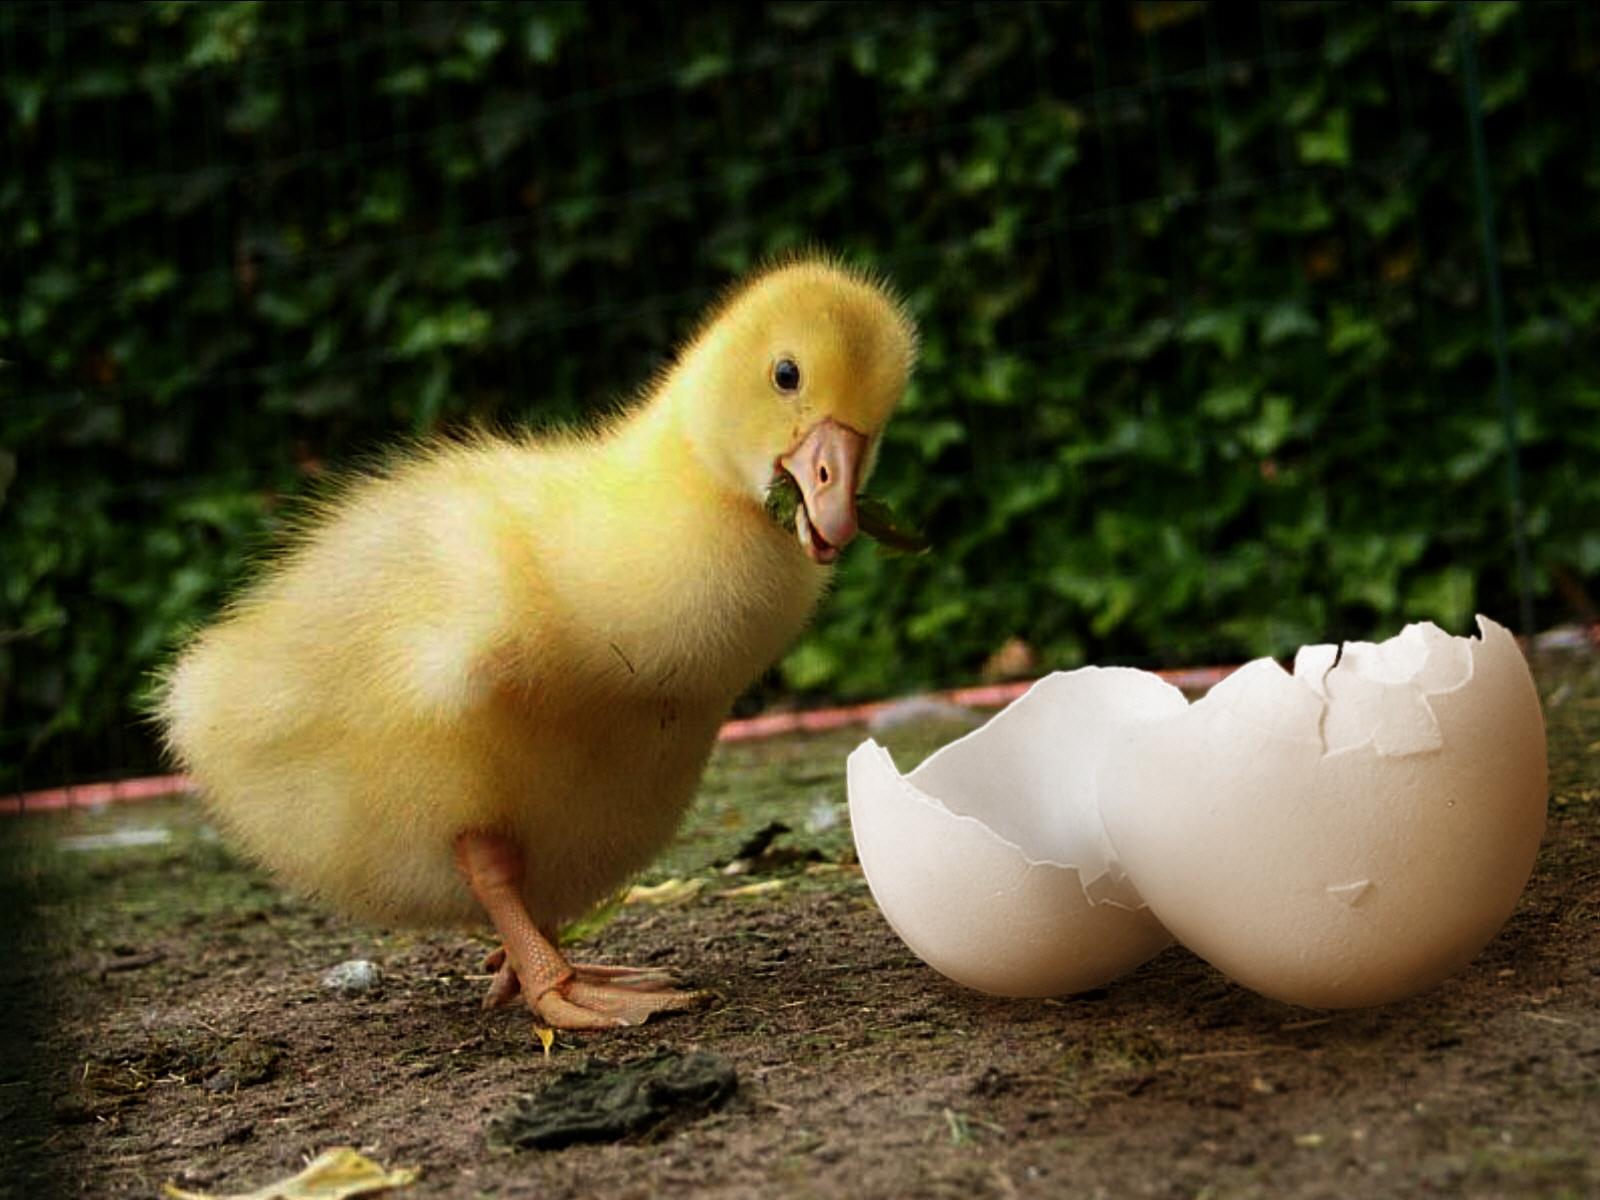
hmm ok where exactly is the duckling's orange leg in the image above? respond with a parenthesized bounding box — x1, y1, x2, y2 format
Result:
(453, 831, 704, 1031)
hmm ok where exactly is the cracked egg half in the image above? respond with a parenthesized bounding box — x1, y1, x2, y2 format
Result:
(847, 668, 1180, 997)
(1098, 615, 1547, 1009)
(849, 616, 1547, 1009)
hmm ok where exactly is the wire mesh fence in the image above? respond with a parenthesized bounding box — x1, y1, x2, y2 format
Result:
(3, 1, 1597, 789)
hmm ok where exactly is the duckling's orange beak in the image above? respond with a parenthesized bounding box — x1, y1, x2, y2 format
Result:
(779, 418, 869, 565)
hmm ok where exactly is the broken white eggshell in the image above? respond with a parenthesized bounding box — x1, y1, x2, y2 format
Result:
(847, 669, 1180, 997)
(1098, 615, 1547, 1009)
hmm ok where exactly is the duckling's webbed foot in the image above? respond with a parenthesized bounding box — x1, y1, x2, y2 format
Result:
(537, 976, 704, 1030)
(455, 831, 704, 1031)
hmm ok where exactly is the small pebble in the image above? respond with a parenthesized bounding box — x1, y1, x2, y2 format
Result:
(804, 800, 841, 834)
(1532, 625, 1594, 653)
(321, 959, 383, 994)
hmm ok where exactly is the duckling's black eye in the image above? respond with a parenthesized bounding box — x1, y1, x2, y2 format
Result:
(772, 358, 801, 393)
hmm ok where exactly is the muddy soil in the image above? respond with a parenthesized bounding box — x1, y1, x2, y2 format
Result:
(3, 654, 1597, 1199)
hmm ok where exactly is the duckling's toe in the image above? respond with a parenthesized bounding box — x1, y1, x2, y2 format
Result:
(541, 978, 706, 1028)
(483, 945, 701, 1027)
(569, 962, 684, 991)
(480, 947, 522, 1009)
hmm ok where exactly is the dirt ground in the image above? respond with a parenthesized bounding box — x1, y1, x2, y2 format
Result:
(3, 650, 1598, 1200)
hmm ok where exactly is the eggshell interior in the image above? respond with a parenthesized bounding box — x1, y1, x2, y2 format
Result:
(1098, 615, 1547, 1009)
(847, 669, 1180, 998)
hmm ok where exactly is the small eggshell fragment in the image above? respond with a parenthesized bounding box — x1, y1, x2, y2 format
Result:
(1098, 615, 1546, 1009)
(848, 669, 1180, 998)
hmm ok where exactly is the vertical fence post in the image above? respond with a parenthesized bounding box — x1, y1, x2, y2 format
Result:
(1456, 8, 1537, 637)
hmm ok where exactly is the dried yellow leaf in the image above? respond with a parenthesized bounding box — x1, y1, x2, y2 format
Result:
(802, 862, 859, 877)
(535, 1026, 555, 1058)
(162, 1147, 417, 1200)
(624, 878, 705, 906)
(719, 879, 785, 899)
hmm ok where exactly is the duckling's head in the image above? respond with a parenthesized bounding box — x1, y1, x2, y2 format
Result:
(667, 256, 918, 564)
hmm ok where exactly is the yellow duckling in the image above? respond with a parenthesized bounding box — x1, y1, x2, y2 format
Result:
(158, 256, 918, 1029)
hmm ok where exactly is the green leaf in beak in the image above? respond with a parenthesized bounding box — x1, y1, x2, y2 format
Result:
(765, 474, 930, 556)
(855, 495, 932, 556)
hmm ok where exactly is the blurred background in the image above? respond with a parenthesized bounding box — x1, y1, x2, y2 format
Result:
(3, 0, 1597, 792)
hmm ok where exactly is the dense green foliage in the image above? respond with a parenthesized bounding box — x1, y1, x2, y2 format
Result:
(4, 1, 1598, 787)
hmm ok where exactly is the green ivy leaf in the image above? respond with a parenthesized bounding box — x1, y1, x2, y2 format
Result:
(1260, 301, 1318, 345)
(1408, 567, 1475, 630)
(1297, 110, 1351, 166)
(1181, 310, 1248, 361)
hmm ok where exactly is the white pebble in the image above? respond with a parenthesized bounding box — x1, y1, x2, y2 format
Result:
(804, 800, 841, 834)
(321, 959, 383, 994)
